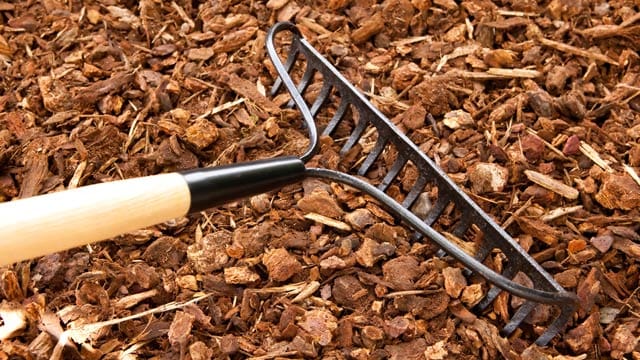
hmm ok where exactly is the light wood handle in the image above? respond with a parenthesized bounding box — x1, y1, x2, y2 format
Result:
(0, 173, 191, 266)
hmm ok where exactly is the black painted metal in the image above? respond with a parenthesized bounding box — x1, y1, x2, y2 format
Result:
(266, 21, 577, 346)
(181, 157, 305, 213)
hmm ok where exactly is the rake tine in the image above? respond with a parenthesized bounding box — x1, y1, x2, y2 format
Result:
(535, 305, 575, 345)
(322, 99, 349, 137)
(310, 81, 333, 117)
(474, 266, 519, 311)
(340, 117, 368, 155)
(502, 300, 537, 336)
(285, 66, 316, 108)
(402, 176, 428, 209)
(378, 156, 406, 191)
(271, 48, 299, 97)
(422, 196, 449, 226)
(357, 136, 388, 176)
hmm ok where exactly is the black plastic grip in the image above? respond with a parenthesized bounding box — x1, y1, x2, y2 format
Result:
(180, 157, 305, 213)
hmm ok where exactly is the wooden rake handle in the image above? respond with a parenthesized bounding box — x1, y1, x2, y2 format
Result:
(0, 157, 305, 266)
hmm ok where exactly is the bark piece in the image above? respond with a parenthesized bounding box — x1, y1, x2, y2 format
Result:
(187, 231, 232, 273)
(332, 275, 369, 308)
(351, 12, 384, 44)
(409, 77, 457, 116)
(219, 334, 239, 355)
(564, 312, 600, 353)
(468, 163, 509, 194)
(595, 173, 640, 210)
(516, 216, 560, 246)
(0, 302, 27, 341)
(297, 188, 344, 218)
(461, 283, 484, 307)
(443, 109, 474, 130)
(298, 309, 338, 346)
(262, 248, 302, 282)
(443, 267, 467, 298)
(211, 27, 257, 53)
(521, 134, 545, 163)
(185, 119, 219, 149)
(400, 104, 427, 130)
(344, 208, 376, 231)
(142, 236, 185, 268)
(189, 341, 213, 360)
(384, 316, 411, 338)
(224, 266, 260, 285)
(610, 322, 639, 359)
(0, 271, 23, 302)
(385, 338, 427, 360)
(382, 256, 421, 291)
(168, 311, 195, 349)
(186, 47, 214, 61)
(576, 268, 600, 317)
(394, 292, 450, 320)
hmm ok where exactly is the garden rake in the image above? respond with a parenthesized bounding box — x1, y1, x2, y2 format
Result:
(265, 21, 577, 346)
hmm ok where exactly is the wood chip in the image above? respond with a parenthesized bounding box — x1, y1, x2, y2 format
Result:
(0, 302, 27, 340)
(537, 36, 620, 66)
(540, 205, 583, 222)
(304, 212, 351, 231)
(579, 141, 614, 173)
(524, 170, 579, 200)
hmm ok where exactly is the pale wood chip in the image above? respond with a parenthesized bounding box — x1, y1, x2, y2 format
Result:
(67, 160, 87, 189)
(447, 68, 541, 80)
(115, 289, 160, 309)
(486, 68, 542, 78)
(0, 301, 27, 340)
(537, 37, 619, 66)
(442, 232, 477, 256)
(304, 212, 352, 231)
(541, 205, 583, 222)
(624, 164, 640, 187)
(524, 170, 579, 200)
(291, 281, 321, 303)
(579, 141, 614, 173)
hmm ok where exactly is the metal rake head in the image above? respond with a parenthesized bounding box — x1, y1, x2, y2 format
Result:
(266, 21, 578, 345)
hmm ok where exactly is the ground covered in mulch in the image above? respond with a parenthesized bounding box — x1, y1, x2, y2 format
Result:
(1, 0, 640, 359)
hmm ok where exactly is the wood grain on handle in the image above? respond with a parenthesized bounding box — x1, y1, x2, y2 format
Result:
(0, 173, 191, 266)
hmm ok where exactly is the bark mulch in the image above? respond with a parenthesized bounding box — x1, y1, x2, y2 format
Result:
(1, 0, 640, 359)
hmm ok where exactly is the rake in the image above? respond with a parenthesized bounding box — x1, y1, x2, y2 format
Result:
(265, 21, 577, 346)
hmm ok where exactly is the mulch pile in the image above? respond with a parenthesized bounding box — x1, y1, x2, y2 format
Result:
(1, 0, 640, 359)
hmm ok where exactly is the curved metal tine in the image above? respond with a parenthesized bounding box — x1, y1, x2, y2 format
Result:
(270, 49, 299, 96)
(474, 266, 519, 311)
(402, 176, 428, 209)
(501, 300, 537, 336)
(535, 304, 575, 346)
(309, 81, 333, 117)
(378, 155, 406, 192)
(322, 99, 349, 137)
(357, 135, 388, 176)
(285, 65, 316, 108)
(340, 116, 368, 155)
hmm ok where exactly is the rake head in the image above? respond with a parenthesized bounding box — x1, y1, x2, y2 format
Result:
(266, 21, 578, 346)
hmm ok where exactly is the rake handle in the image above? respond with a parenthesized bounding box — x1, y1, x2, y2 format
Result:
(0, 157, 305, 266)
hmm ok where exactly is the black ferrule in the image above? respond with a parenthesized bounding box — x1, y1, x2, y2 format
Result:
(180, 156, 305, 213)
